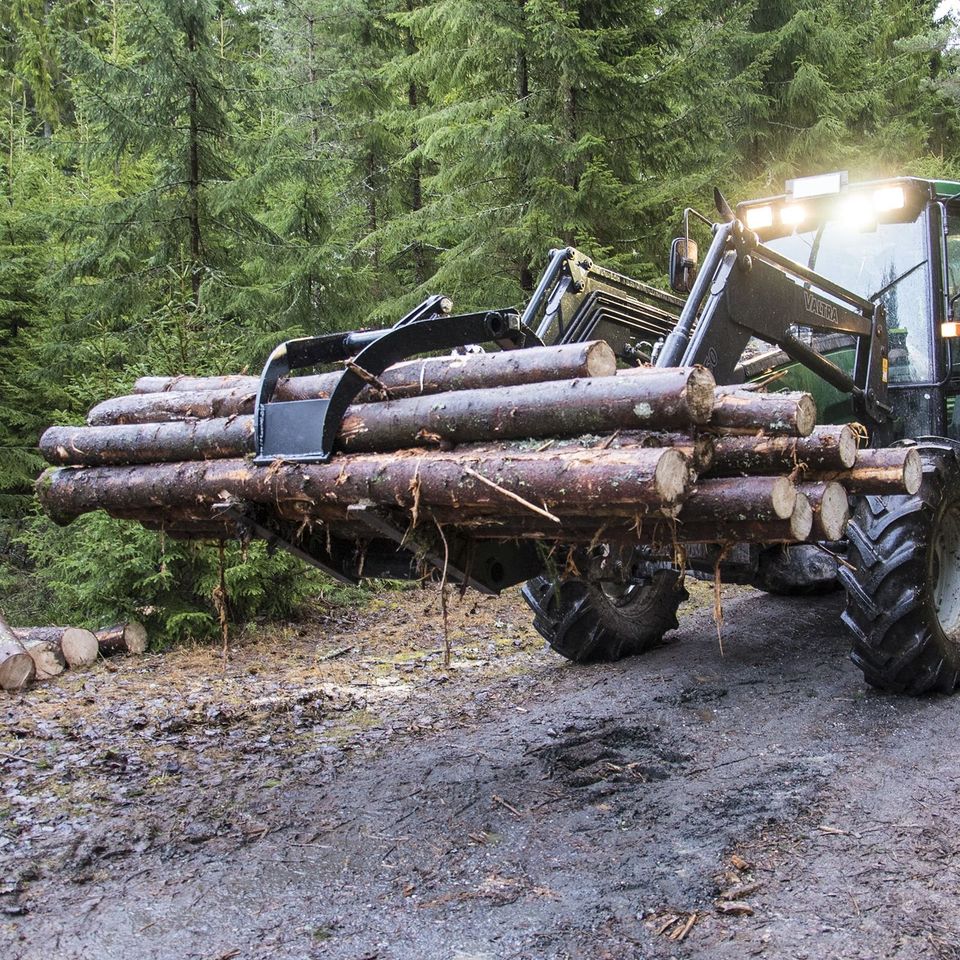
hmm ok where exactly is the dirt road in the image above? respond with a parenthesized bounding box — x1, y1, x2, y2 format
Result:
(2, 583, 959, 959)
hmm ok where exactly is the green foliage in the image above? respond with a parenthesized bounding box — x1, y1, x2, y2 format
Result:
(0, 0, 959, 639)
(16, 512, 318, 642)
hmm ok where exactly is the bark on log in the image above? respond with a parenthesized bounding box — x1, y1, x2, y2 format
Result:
(710, 388, 816, 437)
(89, 387, 257, 426)
(797, 482, 850, 541)
(806, 447, 922, 495)
(54, 369, 716, 464)
(709, 425, 858, 476)
(96, 343, 618, 425)
(96, 622, 148, 655)
(0, 613, 35, 692)
(132, 341, 617, 401)
(42, 417, 254, 467)
(678, 476, 797, 523)
(38, 447, 692, 527)
(12, 626, 99, 668)
(22, 639, 65, 679)
(442, 493, 815, 544)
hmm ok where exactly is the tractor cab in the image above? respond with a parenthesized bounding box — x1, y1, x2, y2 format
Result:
(733, 174, 960, 441)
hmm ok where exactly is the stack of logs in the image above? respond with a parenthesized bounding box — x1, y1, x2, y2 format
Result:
(35, 340, 921, 556)
(0, 614, 147, 693)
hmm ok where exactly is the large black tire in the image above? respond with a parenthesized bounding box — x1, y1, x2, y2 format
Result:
(521, 566, 688, 663)
(755, 544, 840, 596)
(841, 442, 960, 694)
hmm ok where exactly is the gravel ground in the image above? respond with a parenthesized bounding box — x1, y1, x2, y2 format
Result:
(2, 581, 959, 960)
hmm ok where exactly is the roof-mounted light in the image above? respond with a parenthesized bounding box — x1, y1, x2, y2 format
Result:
(786, 171, 848, 200)
(744, 205, 774, 230)
(873, 185, 905, 212)
(780, 204, 808, 227)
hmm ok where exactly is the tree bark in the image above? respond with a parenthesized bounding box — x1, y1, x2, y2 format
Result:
(442, 493, 814, 545)
(56, 369, 714, 465)
(96, 622, 148, 655)
(677, 476, 798, 524)
(806, 448, 922, 495)
(709, 425, 858, 476)
(710, 388, 816, 437)
(0, 614, 35, 692)
(38, 447, 691, 527)
(110, 341, 617, 421)
(42, 417, 254, 466)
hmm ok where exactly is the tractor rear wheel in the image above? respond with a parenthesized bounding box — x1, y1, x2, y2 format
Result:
(841, 443, 960, 694)
(521, 566, 687, 663)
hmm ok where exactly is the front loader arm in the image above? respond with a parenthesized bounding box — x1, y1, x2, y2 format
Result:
(658, 219, 890, 425)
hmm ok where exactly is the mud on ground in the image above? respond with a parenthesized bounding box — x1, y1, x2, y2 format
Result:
(2, 581, 960, 960)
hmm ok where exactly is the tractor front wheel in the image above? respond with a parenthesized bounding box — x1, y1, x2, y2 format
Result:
(521, 566, 687, 663)
(841, 443, 960, 694)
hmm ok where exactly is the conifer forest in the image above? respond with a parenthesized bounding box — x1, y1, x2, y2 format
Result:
(2, 0, 959, 638)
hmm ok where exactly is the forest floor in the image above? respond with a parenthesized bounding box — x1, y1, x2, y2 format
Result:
(2, 580, 960, 960)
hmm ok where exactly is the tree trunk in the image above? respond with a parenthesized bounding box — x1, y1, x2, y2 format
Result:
(0, 614, 35, 692)
(38, 447, 691, 527)
(710, 388, 816, 437)
(806, 448, 921, 495)
(42, 417, 254, 466)
(677, 476, 797, 524)
(96, 622, 148, 655)
(111, 342, 616, 422)
(709, 425, 858, 476)
(13, 627, 99, 668)
(56, 368, 714, 465)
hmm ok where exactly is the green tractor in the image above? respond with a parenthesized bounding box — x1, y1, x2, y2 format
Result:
(521, 173, 960, 695)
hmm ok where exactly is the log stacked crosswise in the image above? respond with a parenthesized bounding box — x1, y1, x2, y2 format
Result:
(35, 343, 922, 554)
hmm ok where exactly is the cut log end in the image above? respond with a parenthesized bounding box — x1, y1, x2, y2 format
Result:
(654, 448, 691, 504)
(790, 493, 814, 542)
(903, 448, 922, 496)
(0, 653, 35, 692)
(60, 627, 99, 668)
(583, 341, 618, 379)
(687, 366, 718, 424)
(96, 622, 148, 655)
(799, 481, 850, 542)
(24, 640, 66, 680)
(794, 395, 817, 438)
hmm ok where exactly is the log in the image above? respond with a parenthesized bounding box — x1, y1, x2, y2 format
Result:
(97, 343, 618, 426)
(806, 447, 922, 495)
(710, 388, 817, 437)
(0, 613, 35, 692)
(51, 369, 716, 465)
(89, 386, 256, 426)
(38, 447, 692, 527)
(96, 622, 148, 655)
(678, 476, 797, 524)
(797, 482, 850, 541)
(440, 493, 815, 544)
(22, 639, 66, 680)
(132, 341, 617, 401)
(709, 425, 858, 476)
(41, 417, 253, 467)
(12, 626, 99, 668)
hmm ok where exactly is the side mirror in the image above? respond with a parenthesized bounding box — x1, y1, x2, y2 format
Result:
(669, 237, 698, 294)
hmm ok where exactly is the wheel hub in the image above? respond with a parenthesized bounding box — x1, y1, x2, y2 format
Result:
(932, 501, 960, 640)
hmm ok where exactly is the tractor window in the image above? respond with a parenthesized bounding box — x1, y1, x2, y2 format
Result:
(947, 208, 960, 307)
(765, 215, 932, 384)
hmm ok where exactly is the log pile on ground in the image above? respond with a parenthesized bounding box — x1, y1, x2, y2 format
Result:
(35, 341, 921, 555)
(0, 619, 148, 693)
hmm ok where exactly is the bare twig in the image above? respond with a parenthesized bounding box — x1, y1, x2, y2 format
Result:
(462, 466, 561, 523)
